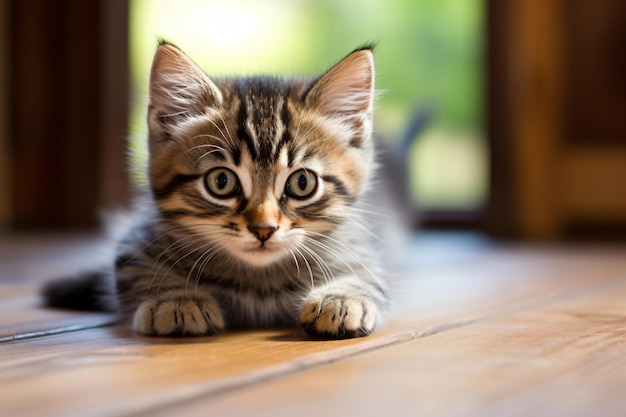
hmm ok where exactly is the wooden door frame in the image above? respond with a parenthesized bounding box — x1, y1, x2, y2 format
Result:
(486, 0, 626, 240)
(0, 0, 10, 229)
(6, 0, 129, 230)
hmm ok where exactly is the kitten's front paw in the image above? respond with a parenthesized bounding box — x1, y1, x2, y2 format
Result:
(134, 295, 224, 336)
(300, 292, 378, 339)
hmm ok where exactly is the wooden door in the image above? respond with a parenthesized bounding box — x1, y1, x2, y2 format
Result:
(5, 0, 129, 230)
(487, 0, 626, 240)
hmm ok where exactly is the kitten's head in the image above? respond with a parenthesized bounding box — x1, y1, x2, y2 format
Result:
(147, 42, 375, 267)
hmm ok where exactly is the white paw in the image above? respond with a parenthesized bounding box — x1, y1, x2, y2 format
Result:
(300, 292, 378, 339)
(133, 295, 224, 336)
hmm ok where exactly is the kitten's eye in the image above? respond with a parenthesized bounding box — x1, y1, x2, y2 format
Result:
(285, 169, 318, 199)
(205, 168, 240, 198)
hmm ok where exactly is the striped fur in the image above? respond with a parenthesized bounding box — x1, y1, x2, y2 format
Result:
(49, 42, 389, 339)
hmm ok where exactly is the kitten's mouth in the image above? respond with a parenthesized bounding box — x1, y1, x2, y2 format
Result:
(244, 244, 277, 254)
(236, 242, 287, 267)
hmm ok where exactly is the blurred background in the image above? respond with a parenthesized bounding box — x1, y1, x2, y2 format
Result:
(0, 0, 625, 241)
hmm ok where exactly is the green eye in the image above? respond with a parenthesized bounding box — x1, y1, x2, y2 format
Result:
(205, 168, 240, 198)
(285, 169, 318, 199)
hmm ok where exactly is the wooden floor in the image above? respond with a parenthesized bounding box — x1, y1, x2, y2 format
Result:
(1, 232, 625, 417)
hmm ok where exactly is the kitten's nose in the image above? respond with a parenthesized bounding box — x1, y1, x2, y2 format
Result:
(247, 224, 278, 242)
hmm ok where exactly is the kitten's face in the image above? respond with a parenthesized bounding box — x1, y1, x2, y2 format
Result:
(147, 44, 374, 267)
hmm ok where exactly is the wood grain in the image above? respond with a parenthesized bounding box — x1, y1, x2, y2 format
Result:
(0, 285, 115, 343)
(0, 234, 625, 417)
(0, 0, 9, 228)
(167, 275, 626, 417)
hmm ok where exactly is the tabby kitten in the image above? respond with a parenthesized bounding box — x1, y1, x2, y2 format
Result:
(45, 41, 389, 339)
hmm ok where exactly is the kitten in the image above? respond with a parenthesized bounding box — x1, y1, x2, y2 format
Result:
(44, 41, 389, 339)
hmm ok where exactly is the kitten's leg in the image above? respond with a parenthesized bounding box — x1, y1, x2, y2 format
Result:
(299, 277, 386, 339)
(116, 254, 225, 336)
(132, 288, 225, 336)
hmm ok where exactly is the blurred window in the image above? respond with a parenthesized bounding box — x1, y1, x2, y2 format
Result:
(130, 0, 485, 213)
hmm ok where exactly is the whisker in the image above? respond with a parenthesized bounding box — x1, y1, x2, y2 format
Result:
(185, 143, 229, 164)
(149, 234, 210, 294)
(118, 226, 189, 270)
(157, 229, 230, 296)
(298, 242, 334, 286)
(213, 111, 237, 150)
(146, 224, 225, 294)
(347, 216, 386, 245)
(349, 207, 393, 219)
(292, 245, 314, 288)
(189, 133, 233, 153)
(286, 248, 301, 279)
(304, 231, 384, 291)
(302, 237, 357, 284)
(191, 232, 235, 286)
(188, 237, 231, 294)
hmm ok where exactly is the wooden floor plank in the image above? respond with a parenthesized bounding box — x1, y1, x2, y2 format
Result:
(0, 285, 116, 343)
(0, 233, 110, 284)
(0, 233, 117, 341)
(1, 239, 625, 417)
(0, 326, 416, 417)
(168, 274, 626, 417)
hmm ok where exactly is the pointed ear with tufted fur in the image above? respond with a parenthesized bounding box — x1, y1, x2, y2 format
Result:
(149, 42, 223, 122)
(306, 47, 375, 119)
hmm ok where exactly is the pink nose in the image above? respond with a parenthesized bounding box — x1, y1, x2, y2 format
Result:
(247, 225, 277, 242)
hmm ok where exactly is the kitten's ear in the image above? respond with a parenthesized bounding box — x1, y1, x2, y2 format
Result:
(149, 43, 222, 121)
(306, 47, 374, 118)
